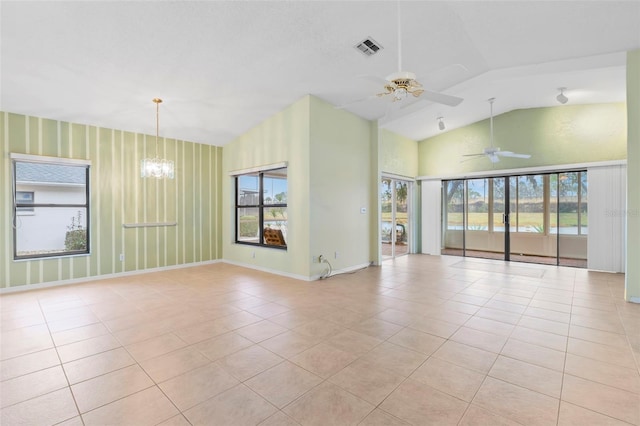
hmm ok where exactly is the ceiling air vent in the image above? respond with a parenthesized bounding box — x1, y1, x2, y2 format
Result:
(355, 38, 383, 57)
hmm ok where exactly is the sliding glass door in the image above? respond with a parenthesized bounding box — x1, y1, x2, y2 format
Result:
(381, 177, 412, 259)
(442, 171, 587, 267)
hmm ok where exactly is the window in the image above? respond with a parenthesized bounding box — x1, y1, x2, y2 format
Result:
(12, 154, 91, 259)
(235, 167, 287, 248)
(16, 191, 34, 214)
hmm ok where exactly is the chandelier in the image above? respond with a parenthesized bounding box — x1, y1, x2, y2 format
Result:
(141, 98, 174, 179)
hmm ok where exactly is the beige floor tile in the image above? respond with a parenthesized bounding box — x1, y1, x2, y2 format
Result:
(245, 360, 322, 408)
(81, 386, 179, 426)
(568, 324, 629, 348)
(290, 343, 358, 378)
(56, 416, 85, 426)
(565, 353, 640, 394)
(246, 302, 292, 318)
(458, 404, 522, 426)
(0, 325, 54, 361)
(329, 359, 405, 405)
(71, 364, 153, 413)
(216, 311, 264, 330)
(450, 326, 508, 353)
(325, 329, 382, 356)
(57, 334, 121, 363)
(259, 330, 320, 359)
(380, 378, 468, 425)
(388, 328, 445, 355)
(473, 377, 559, 425)
(410, 357, 485, 402)
(351, 317, 404, 340)
(292, 319, 344, 340)
(139, 346, 210, 383)
(216, 344, 283, 381)
(323, 307, 368, 327)
(184, 384, 277, 426)
(374, 308, 419, 326)
(268, 310, 316, 329)
(284, 381, 374, 426)
(0, 348, 59, 382)
(125, 333, 187, 362)
(501, 339, 566, 371)
(558, 401, 632, 426)
(433, 340, 498, 374)
(51, 322, 110, 347)
(258, 411, 301, 426)
(193, 331, 253, 361)
(475, 307, 522, 325)
(171, 318, 229, 344)
(561, 374, 640, 424)
(0, 365, 68, 408)
(510, 325, 568, 351)
(235, 319, 288, 343)
(158, 362, 239, 411)
(518, 316, 570, 336)
(489, 355, 563, 398)
(464, 316, 515, 337)
(524, 306, 571, 323)
(567, 337, 637, 369)
(408, 316, 460, 339)
(0, 387, 78, 425)
(358, 341, 427, 377)
(156, 414, 192, 426)
(63, 347, 135, 384)
(483, 299, 528, 314)
(359, 408, 411, 425)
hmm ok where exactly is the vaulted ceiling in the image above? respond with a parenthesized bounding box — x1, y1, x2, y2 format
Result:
(2, 1, 639, 146)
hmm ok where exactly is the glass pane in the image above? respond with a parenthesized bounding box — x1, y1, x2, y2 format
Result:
(394, 180, 409, 256)
(555, 172, 580, 235)
(237, 207, 259, 243)
(466, 179, 488, 231)
(442, 180, 464, 256)
(263, 168, 287, 205)
(16, 207, 87, 257)
(580, 172, 588, 235)
(492, 178, 505, 232)
(381, 178, 392, 248)
(264, 207, 287, 246)
(515, 175, 544, 233)
(237, 174, 259, 206)
(15, 162, 87, 203)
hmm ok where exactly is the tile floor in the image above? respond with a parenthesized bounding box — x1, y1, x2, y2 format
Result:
(1, 255, 639, 425)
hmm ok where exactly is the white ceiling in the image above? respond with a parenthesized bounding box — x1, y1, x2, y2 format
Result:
(1, 1, 639, 146)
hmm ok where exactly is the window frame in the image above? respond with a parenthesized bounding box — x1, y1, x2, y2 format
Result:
(234, 167, 287, 249)
(11, 153, 91, 260)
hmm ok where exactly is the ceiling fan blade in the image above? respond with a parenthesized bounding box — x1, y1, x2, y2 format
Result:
(462, 153, 485, 157)
(419, 89, 464, 106)
(496, 151, 531, 158)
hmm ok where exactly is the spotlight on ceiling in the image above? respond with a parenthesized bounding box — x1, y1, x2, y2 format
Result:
(556, 87, 568, 104)
(437, 117, 445, 131)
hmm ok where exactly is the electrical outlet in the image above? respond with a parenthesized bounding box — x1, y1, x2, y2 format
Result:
(318, 255, 324, 263)
(334, 251, 339, 259)
(119, 253, 124, 262)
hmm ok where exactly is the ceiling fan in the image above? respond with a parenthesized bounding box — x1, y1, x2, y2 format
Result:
(339, 2, 463, 109)
(462, 98, 531, 163)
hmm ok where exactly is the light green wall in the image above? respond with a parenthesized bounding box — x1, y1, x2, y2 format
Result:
(626, 50, 640, 301)
(222, 96, 312, 278)
(380, 128, 419, 177)
(0, 112, 222, 289)
(418, 103, 627, 176)
(309, 96, 372, 275)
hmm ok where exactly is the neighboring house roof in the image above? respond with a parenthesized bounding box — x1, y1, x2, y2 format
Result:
(16, 162, 86, 185)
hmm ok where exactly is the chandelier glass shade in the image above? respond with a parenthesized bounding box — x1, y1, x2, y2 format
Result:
(141, 98, 174, 179)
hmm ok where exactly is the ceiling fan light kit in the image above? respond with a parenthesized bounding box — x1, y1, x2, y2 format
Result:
(556, 87, 569, 104)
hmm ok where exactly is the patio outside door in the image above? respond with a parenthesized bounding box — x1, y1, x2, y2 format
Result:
(381, 178, 411, 259)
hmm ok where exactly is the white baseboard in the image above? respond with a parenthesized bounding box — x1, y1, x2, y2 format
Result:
(0, 260, 221, 294)
(220, 259, 313, 281)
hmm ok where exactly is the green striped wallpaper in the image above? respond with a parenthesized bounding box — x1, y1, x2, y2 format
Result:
(1, 112, 222, 289)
